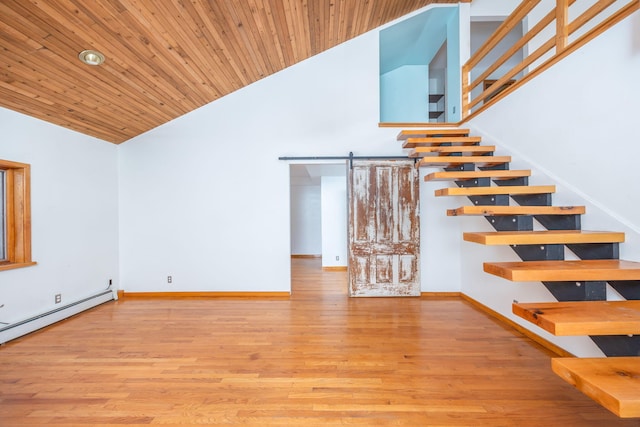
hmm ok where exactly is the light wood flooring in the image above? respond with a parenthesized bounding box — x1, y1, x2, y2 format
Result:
(1, 258, 638, 426)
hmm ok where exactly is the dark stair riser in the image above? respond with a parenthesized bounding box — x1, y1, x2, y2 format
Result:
(462, 194, 553, 207)
(484, 214, 582, 232)
(507, 244, 620, 262)
(446, 164, 476, 172)
(567, 243, 619, 260)
(457, 178, 491, 187)
(535, 214, 581, 230)
(446, 162, 510, 172)
(511, 244, 564, 261)
(479, 164, 510, 171)
(454, 188, 552, 206)
(511, 193, 552, 206)
(468, 195, 510, 206)
(542, 281, 607, 301)
(454, 177, 530, 187)
(430, 151, 495, 158)
(608, 281, 640, 300)
(431, 151, 495, 157)
(485, 215, 533, 231)
(590, 335, 640, 357)
(494, 177, 529, 187)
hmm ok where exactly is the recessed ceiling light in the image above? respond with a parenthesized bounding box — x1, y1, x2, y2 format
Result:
(78, 49, 105, 66)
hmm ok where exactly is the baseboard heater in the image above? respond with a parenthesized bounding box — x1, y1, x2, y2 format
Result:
(0, 290, 115, 344)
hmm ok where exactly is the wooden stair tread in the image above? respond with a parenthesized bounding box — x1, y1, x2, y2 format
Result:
(552, 357, 640, 418)
(425, 170, 531, 182)
(463, 230, 625, 245)
(447, 205, 585, 216)
(397, 129, 470, 140)
(403, 136, 482, 148)
(420, 156, 511, 167)
(436, 185, 555, 197)
(484, 259, 640, 281)
(410, 145, 494, 157)
(513, 300, 640, 336)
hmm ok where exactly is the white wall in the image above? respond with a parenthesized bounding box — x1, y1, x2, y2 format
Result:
(321, 176, 347, 268)
(459, 12, 640, 357)
(118, 29, 420, 293)
(290, 183, 321, 256)
(420, 167, 463, 293)
(0, 107, 119, 323)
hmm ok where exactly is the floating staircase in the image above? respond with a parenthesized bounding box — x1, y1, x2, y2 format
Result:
(398, 128, 640, 418)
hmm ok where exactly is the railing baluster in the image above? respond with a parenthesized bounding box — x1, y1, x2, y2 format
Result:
(461, 64, 470, 118)
(461, 0, 638, 120)
(556, 0, 569, 52)
(468, 2, 574, 94)
(466, 0, 541, 71)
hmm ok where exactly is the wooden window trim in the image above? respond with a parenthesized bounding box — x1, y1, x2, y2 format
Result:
(0, 159, 36, 272)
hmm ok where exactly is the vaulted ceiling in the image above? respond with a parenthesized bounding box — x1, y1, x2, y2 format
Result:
(0, 1, 459, 144)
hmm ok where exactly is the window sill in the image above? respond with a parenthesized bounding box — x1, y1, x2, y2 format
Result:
(0, 262, 37, 272)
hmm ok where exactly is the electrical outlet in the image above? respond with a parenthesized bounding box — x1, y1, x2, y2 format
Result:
(55, 294, 62, 304)
(335, 256, 339, 261)
(167, 276, 172, 284)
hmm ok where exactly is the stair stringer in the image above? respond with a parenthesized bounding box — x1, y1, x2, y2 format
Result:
(423, 177, 606, 358)
(420, 128, 640, 358)
(464, 124, 640, 270)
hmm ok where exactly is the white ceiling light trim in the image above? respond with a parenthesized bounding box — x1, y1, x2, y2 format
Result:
(78, 49, 105, 66)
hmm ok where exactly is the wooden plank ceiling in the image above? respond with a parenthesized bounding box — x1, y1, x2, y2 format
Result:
(0, 0, 458, 144)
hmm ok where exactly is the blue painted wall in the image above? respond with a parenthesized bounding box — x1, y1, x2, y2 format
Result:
(379, 5, 459, 123)
(380, 65, 429, 122)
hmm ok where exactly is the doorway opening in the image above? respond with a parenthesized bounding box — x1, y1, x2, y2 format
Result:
(288, 159, 421, 298)
(289, 163, 348, 271)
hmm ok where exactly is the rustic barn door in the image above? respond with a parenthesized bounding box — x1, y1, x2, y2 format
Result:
(348, 161, 420, 297)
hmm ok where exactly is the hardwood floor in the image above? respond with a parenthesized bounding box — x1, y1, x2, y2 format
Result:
(1, 258, 638, 426)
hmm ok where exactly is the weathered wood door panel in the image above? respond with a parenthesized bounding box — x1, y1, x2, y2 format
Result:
(348, 161, 420, 297)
